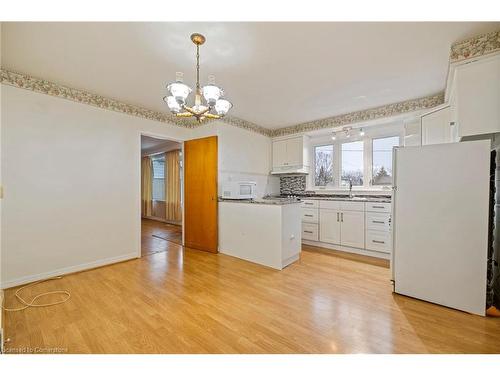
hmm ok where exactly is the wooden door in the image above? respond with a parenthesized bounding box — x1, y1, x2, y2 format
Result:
(340, 210, 365, 249)
(184, 136, 218, 253)
(319, 209, 341, 245)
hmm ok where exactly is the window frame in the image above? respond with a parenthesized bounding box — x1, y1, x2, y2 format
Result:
(371, 135, 400, 186)
(340, 140, 365, 188)
(307, 129, 403, 192)
(151, 154, 166, 201)
(312, 143, 336, 189)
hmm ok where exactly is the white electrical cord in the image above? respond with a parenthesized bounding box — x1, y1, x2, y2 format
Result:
(1, 276, 71, 312)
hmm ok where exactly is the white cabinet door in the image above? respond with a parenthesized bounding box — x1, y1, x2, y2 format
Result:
(421, 107, 451, 145)
(456, 55, 500, 138)
(340, 210, 365, 248)
(272, 139, 287, 168)
(319, 210, 341, 245)
(286, 136, 303, 166)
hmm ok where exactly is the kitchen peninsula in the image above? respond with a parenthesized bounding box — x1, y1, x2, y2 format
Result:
(218, 198, 302, 270)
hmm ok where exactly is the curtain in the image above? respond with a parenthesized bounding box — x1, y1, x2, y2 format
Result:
(141, 156, 153, 217)
(165, 150, 182, 222)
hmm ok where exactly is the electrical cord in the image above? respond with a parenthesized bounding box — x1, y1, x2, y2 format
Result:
(1, 276, 71, 312)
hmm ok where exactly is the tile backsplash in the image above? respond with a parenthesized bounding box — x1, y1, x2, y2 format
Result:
(280, 175, 306, 195)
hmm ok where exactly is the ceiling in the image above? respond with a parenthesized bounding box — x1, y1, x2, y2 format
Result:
(2, 22, 499, 129)
(141, 136, 180, 154)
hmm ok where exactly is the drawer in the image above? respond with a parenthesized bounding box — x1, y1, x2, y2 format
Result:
(319, 200, 341, 210)
(365, 202, 391, 213)
(340, 201, 365, 212)
(365, 230, 392, 253)
(301, 208, 319, 223)
(300, 199, 319, 208)
(302, 223, 319, 241)
(366, 212, 391, 232)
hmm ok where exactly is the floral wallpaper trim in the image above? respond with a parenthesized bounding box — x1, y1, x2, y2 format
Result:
(0, 69, 444, 138)
(0, 68, 272, 136)
(270, 92, 445, 137)
(450, 29, 500, 64)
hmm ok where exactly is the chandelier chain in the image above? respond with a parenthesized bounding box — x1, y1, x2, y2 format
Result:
(196, 44, 200, 90)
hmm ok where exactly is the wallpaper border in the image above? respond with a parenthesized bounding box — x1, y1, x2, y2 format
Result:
(0, 69, 272, 136)
(450, 29, 500, 64)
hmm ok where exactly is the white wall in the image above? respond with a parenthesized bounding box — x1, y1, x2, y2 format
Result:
(0, 85, 278, 287)
(192, 122, 279, 198)
(0, 85, 192, 287)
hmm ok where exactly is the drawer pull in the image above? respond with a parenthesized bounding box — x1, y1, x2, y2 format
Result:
(372, 240, 385, 244)
(304, 214, 314, 217)
(372, 220, 385, 224)
(372, 205, 385, 209)
(305, 202, 314, 205)
(304, 230, 313, 234)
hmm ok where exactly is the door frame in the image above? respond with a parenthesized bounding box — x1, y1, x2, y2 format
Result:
(137, 131, 185, 258)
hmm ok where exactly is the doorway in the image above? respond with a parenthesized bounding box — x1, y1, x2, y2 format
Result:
(141, 135, 183, 257)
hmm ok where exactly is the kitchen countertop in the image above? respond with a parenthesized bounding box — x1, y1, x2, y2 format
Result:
(270, 194, 392, 203)
(218, 197, 301, 205)
(218, 194, 391, 204)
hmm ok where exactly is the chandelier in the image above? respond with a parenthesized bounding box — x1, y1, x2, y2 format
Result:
(163, 33, 232, 123)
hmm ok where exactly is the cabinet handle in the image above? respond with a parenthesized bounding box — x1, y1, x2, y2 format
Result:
(341, 212, 344, 222)
(337, 212, 339, 222)
(372, 240, 385, 244)
(304, 230, 313, 234)
(305, 202, 314, 205)
(372, 220, 385, 224)
(372, 205, 385, 209)
(304, 214, 313, 217)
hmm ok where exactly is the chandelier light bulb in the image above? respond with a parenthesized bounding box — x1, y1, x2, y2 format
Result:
(163, 96, 181, 113)
(359, 128, 365, 136)
(331, 133, 337, 140)
(214, 99, 233, 116)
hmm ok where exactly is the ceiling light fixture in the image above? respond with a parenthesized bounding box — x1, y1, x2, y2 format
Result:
(163, 33, 232, 123)
(331, 133, 337, 140)
(343, 126, 352, 138)
(359, 128, 365, 136)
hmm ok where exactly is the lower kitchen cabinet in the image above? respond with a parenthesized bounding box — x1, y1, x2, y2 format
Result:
(319, 209, 341, 245)
(339, 210, 365, 248)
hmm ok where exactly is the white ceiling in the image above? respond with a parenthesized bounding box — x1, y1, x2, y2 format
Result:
(2, 22, 499, 129)
(141, 136, 180, 154)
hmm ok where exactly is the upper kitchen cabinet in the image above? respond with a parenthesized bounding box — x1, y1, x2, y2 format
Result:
(451, 54, 500, 140)
(421, 106, 451, 145)
(271, 135, 310, 174)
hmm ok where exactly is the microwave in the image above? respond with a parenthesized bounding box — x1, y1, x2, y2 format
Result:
(222, 181, 257, 200)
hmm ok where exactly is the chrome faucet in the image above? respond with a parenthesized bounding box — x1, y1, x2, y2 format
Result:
(348, 179, 353, 198)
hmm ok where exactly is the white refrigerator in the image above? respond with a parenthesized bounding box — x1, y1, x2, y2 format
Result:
(392, 139, 491, 316)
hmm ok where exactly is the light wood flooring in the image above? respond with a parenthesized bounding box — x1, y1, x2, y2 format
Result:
(141, 218, 182, 256)
(3, 221, 500, 353)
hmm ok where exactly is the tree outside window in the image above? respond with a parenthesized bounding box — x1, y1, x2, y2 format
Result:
(341, 141, 364, 186)
(314, 145, 334, 187)
(372, 136, 399, 185)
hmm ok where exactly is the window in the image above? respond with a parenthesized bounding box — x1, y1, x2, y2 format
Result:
(341, 141, 364, 186)
(151, 154, 165, 200)
(372, 136, 399, 185)
(314, 145, 334, 187)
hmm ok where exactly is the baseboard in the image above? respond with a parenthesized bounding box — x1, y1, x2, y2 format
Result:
(302, 240, 390, 260)
(0, 252, 138, 289)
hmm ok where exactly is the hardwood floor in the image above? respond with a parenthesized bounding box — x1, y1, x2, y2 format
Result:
(3, 242, 500, 353)
(141, 218, 182, 256)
